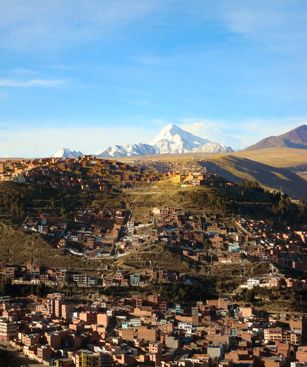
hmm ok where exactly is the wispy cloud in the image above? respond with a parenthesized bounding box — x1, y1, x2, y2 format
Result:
(214, 1, 284, 35)
(0, 78, 67, 88)
(210, 0, 307, 55)
(1, 0, 305, 53)
(0, 0, 164, 50)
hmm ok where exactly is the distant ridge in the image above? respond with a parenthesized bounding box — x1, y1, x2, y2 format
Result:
(246, 124, 307, 150)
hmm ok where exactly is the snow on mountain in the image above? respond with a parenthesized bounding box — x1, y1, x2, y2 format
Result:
(52, 148, 84, 159)
(97, 143, 156, 158)
(196, 142, 233, 153)
(150, 124, 210, 154)
(150, 124, 233, 154)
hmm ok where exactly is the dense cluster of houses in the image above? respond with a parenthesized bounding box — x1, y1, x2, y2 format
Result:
(0, 258, 196, 290)
(0, 156, 163, 191)
(0, 157, 215, 191)
(0, 293, 306, 367)
(23, 208, 133, 258)
(3, 204, 303, 293)
(235, 218, 307, 275)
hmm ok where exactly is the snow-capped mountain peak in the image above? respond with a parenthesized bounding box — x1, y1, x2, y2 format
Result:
(150, 124, 216, 154)
(151, 124, 209, 145)
(52, 148, 84, 159)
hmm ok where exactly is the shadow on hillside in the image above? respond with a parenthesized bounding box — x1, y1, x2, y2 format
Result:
(283, 139, 307, 149)
(288, 163, 307, 173)
(200, 156, 307, 200)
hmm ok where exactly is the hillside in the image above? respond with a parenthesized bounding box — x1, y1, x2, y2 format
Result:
(123, 182, 226, 221)
(201, 155, 307, 200)
(232, 147, 307, 168)
(127, 148, 307, 199)
(0, 156, 305, 270)
(232, 148, 307, 180)
(0, 222, 85, 268)
(246, 124, 307, 150)
(121, 147, 307, 178)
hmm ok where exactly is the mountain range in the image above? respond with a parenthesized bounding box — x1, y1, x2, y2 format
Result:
(53, 124, 233, 159)
(52, 123, 307, 159)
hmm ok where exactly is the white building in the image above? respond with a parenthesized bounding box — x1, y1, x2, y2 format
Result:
(247, 278, 260, 289)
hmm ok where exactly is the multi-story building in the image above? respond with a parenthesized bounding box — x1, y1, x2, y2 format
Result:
(75, 350, 101, 367)
(130, 274, 140, 286)
(73, 274, 88, 286)
(264, 328, 283, 343)
(61, 304, 74, 321)
(0, 318, 17, 341)
(46, 293, 64, 317)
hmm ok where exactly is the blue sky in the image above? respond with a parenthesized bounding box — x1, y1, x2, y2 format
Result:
(0, 0, 307, 156)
